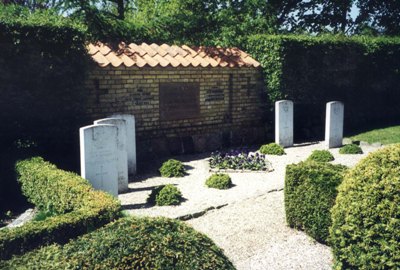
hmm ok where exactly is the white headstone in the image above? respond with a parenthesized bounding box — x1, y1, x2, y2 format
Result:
(80, 124, 118, 197)
(94, 118, 129, 193)
(275, 100, 294, 147)
(325, 101, 344, 148)
(111, 114, 136, 176)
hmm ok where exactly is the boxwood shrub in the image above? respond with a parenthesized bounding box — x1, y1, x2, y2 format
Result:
(339, 144, 363, 154)
(330, 144, 400, 269)
(206, 174, 232, 189)
(307, 150, 334, 162)
(159, 159, 185, 177)
(0, 157, 121, 260)
(147, 184, 183, 206)
(0, 217, 235, 270)
(285, 161, 347, 243)
(259, 143, 285, 155)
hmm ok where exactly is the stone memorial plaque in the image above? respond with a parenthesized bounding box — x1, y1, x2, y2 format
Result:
(94, 118, 129, 193)
(275, 100, 293, 147)
(80, 124, 118, 197)
(111, 114, 136, 176)
(325, 101, 344, 148)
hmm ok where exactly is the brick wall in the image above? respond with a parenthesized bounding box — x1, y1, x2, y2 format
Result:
(85, 65, 267, 159)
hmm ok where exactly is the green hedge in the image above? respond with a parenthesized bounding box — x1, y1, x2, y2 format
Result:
(246, 35, 400, 137)
(159, 159, 186, 177)
(285, 161, 347, 243)
(0, 217, 235, 270)
(259, 143, 285, 155)
(330, 144, 400, 269)
(0, 157, 121, 260)
(307, 150, 334, 163)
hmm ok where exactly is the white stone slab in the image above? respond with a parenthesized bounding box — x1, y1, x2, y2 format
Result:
(325, 101, 344, 148)
(80, 124, 118, 197)
(111, 114, 136, 176)
(94, 118, 129, 193)
(275, 100, 293, 147)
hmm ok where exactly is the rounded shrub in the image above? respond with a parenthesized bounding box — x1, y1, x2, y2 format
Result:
(339, 144, 363, 154)
(0, 217, 235, 270)
(205, 174, 232, 189)
(147, 185, 183, 206)
(330, 144, 400, 269)
(159, 159, 185, 177)
(307, 150, 334, 162)
(285, 161, 347, 243)
(259, 143, 285, 155)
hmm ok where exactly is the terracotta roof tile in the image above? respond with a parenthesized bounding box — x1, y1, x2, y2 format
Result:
(88, 42, 260, 68)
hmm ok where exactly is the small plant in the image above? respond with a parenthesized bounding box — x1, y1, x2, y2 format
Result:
(307, 150, 334, 162)
(159, 159, 185, 177)
(339, 144, 363, 154)
(209, 149, 272, 171)
(206, 174, 232, 189)
(148, 185, 183, 206)
(259, 143, 285, 155)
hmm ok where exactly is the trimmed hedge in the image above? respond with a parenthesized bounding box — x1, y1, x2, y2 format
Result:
(159, 159, 185, 177)
(307, 150, 334, 162)
(246, 35, 400, 138)
(330, 144, 400, 269)
(339, 144, 363, 154)
(285, 161, 347, 243)
(206, 174, 232, 189)
(259, 143, 285, 155)
(0, 157, 121, 260)
(0, 217, 236, 270)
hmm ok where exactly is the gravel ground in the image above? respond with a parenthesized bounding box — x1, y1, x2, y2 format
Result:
(119, 141, 381, 270)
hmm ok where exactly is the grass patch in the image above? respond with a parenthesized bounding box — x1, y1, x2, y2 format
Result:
(350, 125, 400, 145)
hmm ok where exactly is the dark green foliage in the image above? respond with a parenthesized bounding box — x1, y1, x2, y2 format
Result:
(285, 161, 347, 243)
(205, 174, 232, 190)
(209, 150, 271, 171)
(246, 35, 400, 137)
(330, 144, 400, 269)
(156, 185, 183, 206)
(159, 159, 185, 177)
(0, 217, 235, 270)
(307, 150, 334, 162)
(259, 143, 285, 155)
(0, 157, 121, 260)
(339, 144, 363, 154)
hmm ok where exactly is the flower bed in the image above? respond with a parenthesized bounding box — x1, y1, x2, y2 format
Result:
(209, 149, 273, 172)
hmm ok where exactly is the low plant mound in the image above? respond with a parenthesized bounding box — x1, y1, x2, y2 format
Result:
(0, 157, 121, 260)
(147, 184, 183, 206)
(339, 144, 363, 154)
(159, 159, 185, 177)
(210, 149, 271, 171)
(206, 174, 232, 189)
(0, 217, 236, 270)
(330, 144, 400, 269)
(307, 150, 334, 162)
(259, 143, 285, 155)
(285, 161, 347, 243)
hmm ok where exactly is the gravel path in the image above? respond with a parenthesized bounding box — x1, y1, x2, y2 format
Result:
(119, 141, 381, 269)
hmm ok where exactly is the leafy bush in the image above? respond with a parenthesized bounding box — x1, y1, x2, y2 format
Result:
(206, 174, 232, 189)
(0, 157, 121, 260)
(330, 144, 400, 269)
(285, 161, 347, 243)
(210, 149, 272, 171)
(159, 159, 185, 177)
(156, 185, 183, 206)
(259, 143, 285, 155)
(147, 185, 183, 206)
(307, 150, 334, 162)
(0, 217, 235, 270)
(339, 144, 363, 154)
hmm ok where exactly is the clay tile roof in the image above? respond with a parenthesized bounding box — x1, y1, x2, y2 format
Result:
(87, 42, 260, 68)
